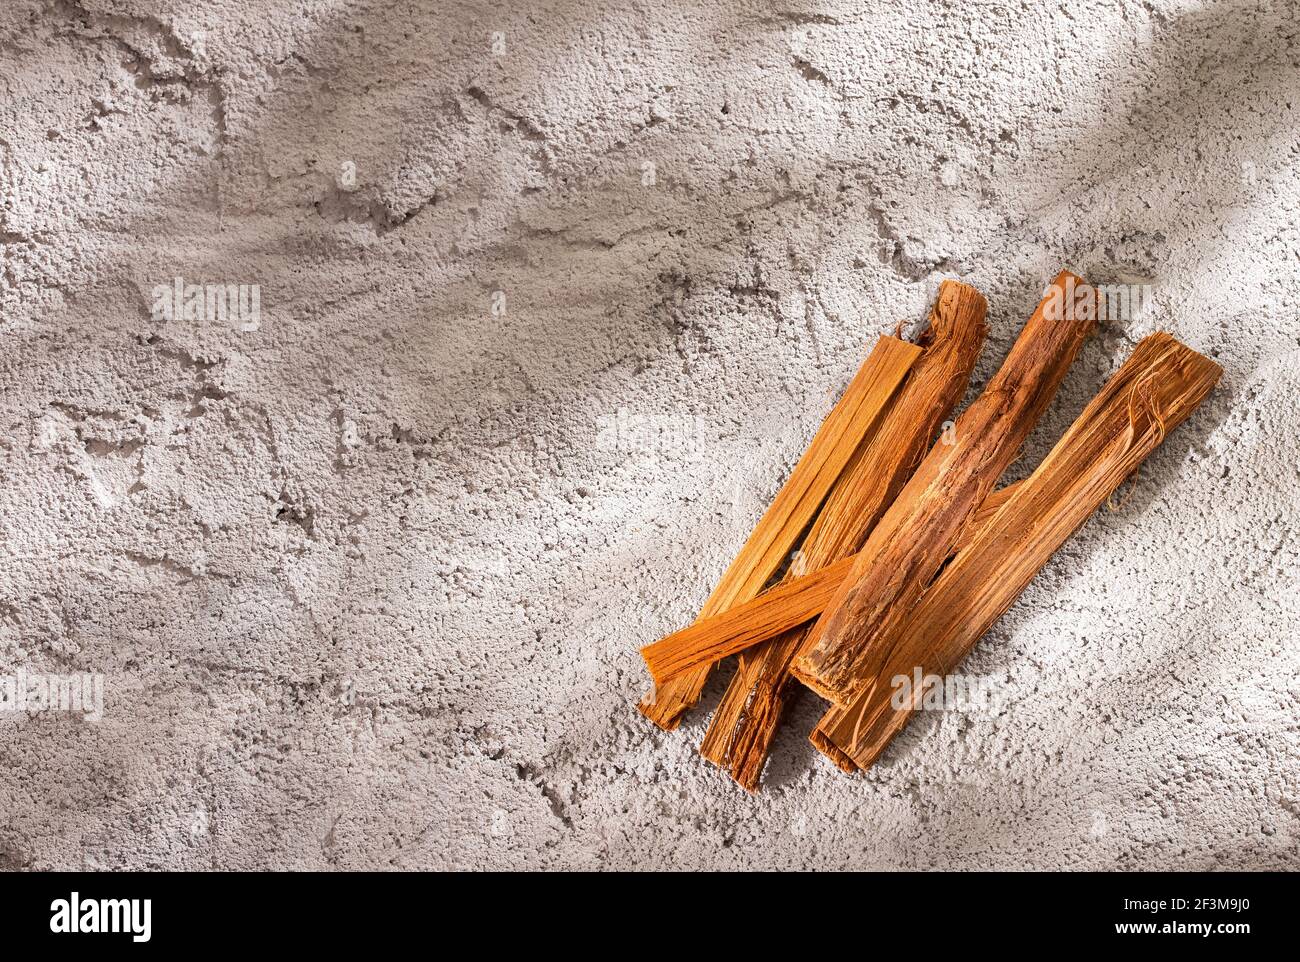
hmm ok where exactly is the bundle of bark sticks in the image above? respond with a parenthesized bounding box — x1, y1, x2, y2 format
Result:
(637, 271, 1221, 792)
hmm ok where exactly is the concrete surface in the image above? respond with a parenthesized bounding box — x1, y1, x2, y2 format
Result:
(0, 0, 1297, 871)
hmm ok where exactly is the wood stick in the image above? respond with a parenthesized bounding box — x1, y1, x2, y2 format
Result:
(812, 332, 1222, 771)
(697, 280, 989, 787)
(796, 283, 991, 568)
(640, 555, 856, 688)
(637, 335, 920, 729)
(791, 271, 1098, 707)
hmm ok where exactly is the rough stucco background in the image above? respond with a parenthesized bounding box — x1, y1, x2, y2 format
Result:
(0, 0, 1296, 871)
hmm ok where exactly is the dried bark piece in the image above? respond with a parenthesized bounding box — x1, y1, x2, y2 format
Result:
(697, 280, 989, 788)
(796, 283, 991, 566)
(812, 332, 1222, 771)
(638, 335, 920, 729)
(791, 271, 1098, 707)
(640, 555, 855, 688)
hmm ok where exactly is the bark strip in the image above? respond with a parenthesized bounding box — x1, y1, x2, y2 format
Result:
(812, 332, 1222, 771)
(791, 271, 1098, 707)
(638, 335, 920, 729)
(640, 556, 855, 688)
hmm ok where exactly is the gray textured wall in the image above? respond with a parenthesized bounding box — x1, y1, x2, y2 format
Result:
(1, 0, 1296, 870)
